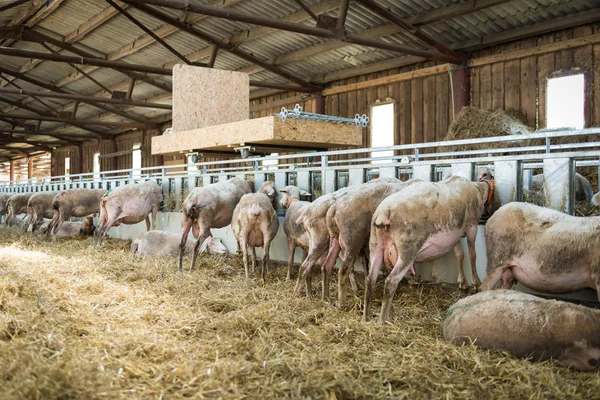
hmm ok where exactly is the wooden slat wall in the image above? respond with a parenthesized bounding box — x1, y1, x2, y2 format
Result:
(471, 24, 600, 129)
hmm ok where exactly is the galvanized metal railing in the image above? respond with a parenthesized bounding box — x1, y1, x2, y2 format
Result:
(2, 127, 600, 215)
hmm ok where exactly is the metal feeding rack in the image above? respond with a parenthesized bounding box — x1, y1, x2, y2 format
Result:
(273, 104, 369, 128)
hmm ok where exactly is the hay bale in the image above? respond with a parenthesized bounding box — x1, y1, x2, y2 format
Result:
(443, 107, 531, 152)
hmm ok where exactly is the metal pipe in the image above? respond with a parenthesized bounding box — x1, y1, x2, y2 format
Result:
(22, 29, 173, 94)
(105, 0, 202, 67)
(125, 0, 459, 63)
(0, 0, 29, 13)
(0, 128, 99, 139)
(0, 113, 152, 128)
(124, 1, 323, 92)
(0, 47, 172, 75)
(336, 0, 351, 32)
(0, 66, 156, 132)
(355, 0, 464, 62)
(0, 88, 172, 109)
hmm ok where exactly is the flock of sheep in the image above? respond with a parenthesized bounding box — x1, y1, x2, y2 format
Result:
(0, 170, 599, 371)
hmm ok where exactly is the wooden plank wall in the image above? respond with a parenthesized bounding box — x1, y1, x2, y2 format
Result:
(51, 129, 164, 177)
(471, 24, 598, 129)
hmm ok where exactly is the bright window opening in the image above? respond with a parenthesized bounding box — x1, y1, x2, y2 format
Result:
(64, 156, 70, 181)
(93, 153, 100, 181)
(132, 143, 142, 179)
(370, 103, 395, 164)
(546, 74, 585, 130)
(263, 153, 279, 171)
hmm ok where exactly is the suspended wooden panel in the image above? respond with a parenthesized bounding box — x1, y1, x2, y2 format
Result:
(152, 116, 362, 155)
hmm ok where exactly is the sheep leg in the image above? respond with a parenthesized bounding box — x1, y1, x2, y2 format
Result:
(250, 246, 257, 273)
(363, 241, 384, 322)
(178, 220, 192, 272)
(286, 240, 296, 281)
(466, 225, 481, 287)
(242, 240, 250, 280)
(380, 258, 415, 324)
(322, 235, 341, 301)
(190, 232, 207, 272)
(430, 261, 440, 283)
(455, 242, 467, 290)
(337, 246, 360, 308)
(151, 204, 158, 230)
(295, 238, 327, 296)
(479, 263, 508, 291)
(145, 215, 151, 231)
(261, 238, 272, 283)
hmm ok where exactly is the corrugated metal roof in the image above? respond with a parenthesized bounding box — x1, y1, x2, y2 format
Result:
(1, 0, 598, 147)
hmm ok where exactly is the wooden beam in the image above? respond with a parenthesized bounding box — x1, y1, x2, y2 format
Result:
(323, 64, 451, 95)
(471, 33, 600, 67)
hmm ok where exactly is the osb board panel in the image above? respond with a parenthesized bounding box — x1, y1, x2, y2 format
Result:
(152, 117, 362, 155)
(172, 65, 249, 132)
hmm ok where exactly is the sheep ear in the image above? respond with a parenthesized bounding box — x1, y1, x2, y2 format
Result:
(279, 188, 287, 193)
(300, 190, 312, 196)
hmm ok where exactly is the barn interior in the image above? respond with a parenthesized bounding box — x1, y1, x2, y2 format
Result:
(1, 0, 600, 398)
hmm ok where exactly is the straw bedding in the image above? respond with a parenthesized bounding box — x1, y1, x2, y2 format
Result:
(0, 228, 598, 399)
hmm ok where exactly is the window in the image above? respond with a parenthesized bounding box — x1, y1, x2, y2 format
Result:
(370, 103, 395, 164)
(132, 143, 142, 179)
(547, 74, 585, 129)
(64, 156, 70, 181)
(93, 153, 100, 181)
(262, 153, 279, 171)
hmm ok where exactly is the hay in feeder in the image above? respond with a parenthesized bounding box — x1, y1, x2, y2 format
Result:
(163, 187, 190, 212)
(522, 189, 546, 207)
(523, 189, 599, 217)
(0, 227, 598, 399)
(443, 107, 532, 153)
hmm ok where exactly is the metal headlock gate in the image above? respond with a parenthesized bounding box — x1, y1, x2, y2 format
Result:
(3, 127, 600, 216)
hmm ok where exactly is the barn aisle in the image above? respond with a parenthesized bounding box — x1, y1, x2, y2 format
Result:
(0, 228, 597, 399)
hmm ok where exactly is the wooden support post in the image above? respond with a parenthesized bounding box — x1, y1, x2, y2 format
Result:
(314, 94, 325, 114)
(9, 160, 14, 183)
(27, 157, 33, 179)
(111, 139, 118, 172)
(451, 66, 471, 117)
(78, 145, 84, 174)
